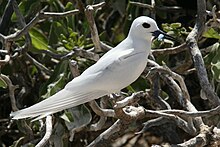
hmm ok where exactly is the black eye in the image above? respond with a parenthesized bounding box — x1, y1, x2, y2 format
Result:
(142, 22, 151, 28)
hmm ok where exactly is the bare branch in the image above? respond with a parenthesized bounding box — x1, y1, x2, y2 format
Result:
(89, 115, 107, 131)
(152, 43, 187, 56)
(88, 119, 122, 147)
(25, 53, 52, 75)
(36, 115, 53, 147)
(173, 125, 212, 147)
(160, 105, 220, 118)
(0, 0, 14, 35)
(84, 3, 105, 52)
(130, 1, 183, 12)
(130, 1, 154, 11)
(12, 0, 32, 53)
(0, 74, 19, 111)
(114, 91, 144, 108)
(3, 8, 79, 42)
(89, 100, 115, 117)
(1, 74, 34, 139)
(0, 54, 10, 66)
(43, 9, 80, 17)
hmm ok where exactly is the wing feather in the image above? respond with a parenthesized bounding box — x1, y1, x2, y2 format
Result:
(11, 89, 107, 119)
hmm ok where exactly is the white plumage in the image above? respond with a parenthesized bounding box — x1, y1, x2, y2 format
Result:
(11, 16, 171, 120)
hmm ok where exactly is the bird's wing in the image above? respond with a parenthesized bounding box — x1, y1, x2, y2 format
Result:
(11, 73, 107, 119)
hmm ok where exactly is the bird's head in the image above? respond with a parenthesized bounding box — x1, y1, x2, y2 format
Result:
(129, 16, 175, 41)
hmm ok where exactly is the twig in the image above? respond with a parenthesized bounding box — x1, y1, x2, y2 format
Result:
(130, 1, 183, 12)
(130, 1, 154, 11)
(1, 8, 79, 42)
(74, 48, 100, 61)
(1, 74, 34, 139)
(0, 55, 10, 66)
(114, 91, 144, 108)
(172, 125, 212, 147)
(100, 41, 113, 51)
(69, 60, 80, 77)
(152, 43, 187, 56)
(151, 0, 156, 18)
(160, 105, 220, 118)
(84, 3, 105, 52)
(43, 10, 80, 17)
(89, 115, 107, 131)
(38, 47, 100, 61)
(88, 119, 122, 147)
(137, 116, 196, 135)
(12, 0, 32, 53)
(186, 0, 220, 107)
(89, 100, 115, 117)
(0, 74, 19, 111)
(0, 0, 14, 35)
(25, 53, 52, 75)
(36, 115, 53, 147)
(89, 96, 111, 131)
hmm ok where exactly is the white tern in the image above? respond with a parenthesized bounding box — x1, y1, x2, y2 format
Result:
(10, 16, 174, 120)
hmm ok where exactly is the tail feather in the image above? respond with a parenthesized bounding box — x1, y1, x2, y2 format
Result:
(10, 89, 107, 120)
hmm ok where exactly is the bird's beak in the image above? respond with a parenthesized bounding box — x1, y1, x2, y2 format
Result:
(152, 30, 176, 41)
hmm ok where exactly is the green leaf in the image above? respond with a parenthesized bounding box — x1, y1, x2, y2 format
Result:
(0, 77, 7, 88)
(170, 23, 181, 29)
(62, 105, 92, 131)
(130, 77, 148, 91)
(48, 21, 67, 46)
(205, 43, 220, 82)
(203, 28, 220, 40)
(30, 27, 49, 50)
(12, 0, 40, 22)
(204, 43, 220, 64)
(211, 62, 220, 82)
(60, 111, 74, 123)
(40, 60, 70, 98)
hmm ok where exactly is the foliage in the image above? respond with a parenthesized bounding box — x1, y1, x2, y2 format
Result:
(0, 0, 220, 146)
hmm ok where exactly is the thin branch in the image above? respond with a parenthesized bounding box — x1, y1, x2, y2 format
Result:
(84, 2, 105, 52)
(0, 55, 10, 66)
(0, 74, 19, 111)
(0, 0, 14, 35)
(43, 9, 80, 17)
(88, 119, 122, 147)
(36, 115, 53, 147)
(114, 91, 144, 108)
(25, 53, 52, 75)
(2, 8, 79, 42)
(172, 125, 212, 147)
(1, 74, 34, 139)
(89, 100, 115, 117)
(69, 60, 80, 77)
(74, 48, 100, 61)
(137, 116, 196, 135)
(89, 115, 107, 131)
(100, 41, 113, 51)
(130, 1, 154, 11)
(130, 1, 183, 12)
(152, 43, 187, 56)
(12, 0, 32, 53)
(160, 105, 220, 118)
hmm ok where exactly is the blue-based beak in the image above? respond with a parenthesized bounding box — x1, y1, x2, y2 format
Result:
(152, 30, 176, 41)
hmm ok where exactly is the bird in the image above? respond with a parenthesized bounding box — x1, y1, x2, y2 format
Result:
(10, 16, 174, 120)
